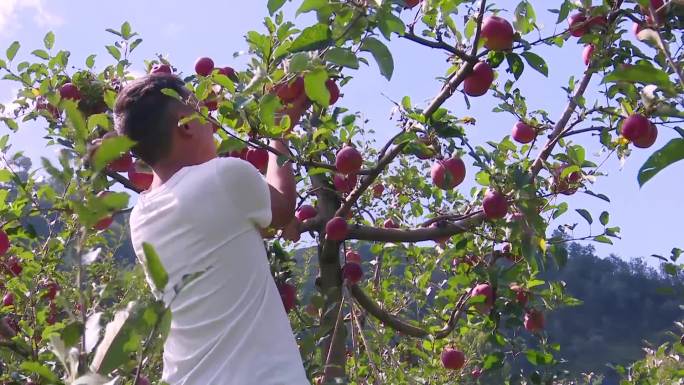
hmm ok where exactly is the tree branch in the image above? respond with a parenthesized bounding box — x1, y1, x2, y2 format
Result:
(530, 70, 594, 177)
(401, 32, 473, 63)
(346, 212, 484, 242)
(561, 126, 604, 138)
(350, 286, 470, 338)
(106, 170, 142, 193)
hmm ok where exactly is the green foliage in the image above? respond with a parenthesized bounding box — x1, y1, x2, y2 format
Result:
(0, 0, 682, 384)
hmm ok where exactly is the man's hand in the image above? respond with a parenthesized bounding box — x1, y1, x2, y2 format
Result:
(281, 218, 301, 242)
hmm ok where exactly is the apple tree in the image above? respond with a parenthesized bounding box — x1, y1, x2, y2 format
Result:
(0, 0, 683, 384)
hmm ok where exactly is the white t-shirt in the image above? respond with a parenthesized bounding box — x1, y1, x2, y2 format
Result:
(129, 157, 310, 385)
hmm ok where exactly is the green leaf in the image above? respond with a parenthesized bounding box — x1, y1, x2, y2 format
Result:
(20, 362, 58, 382)
(142, 243, 168, 292)
(552, 202, 568, 219)
(513, 1, 536, 35)
(360, 37, 394, 81)
(267, 0, 287, 15)
(475, 171, 490, 186)
(6, 41, 20, 61)
(638, 138, 684, 186)
(594, 235, 613, 244)
(91, 302, 146, 375)
(161, 88, 182, 101)
(105, 45, 121, 61)
(0, 169, 12, 183)
(61, 321, 83, 348)
(31, 49, 49, 60)
(86, 54, 96, 68)
(43, 31, 55, 49)
(557, 0, 572, 24)
(63, 101, 87, 140)
(304, 68, 330, 107)
(378, 11, 406, 40)
(297, 0, 328, 15)
(520, 51, 548, 77)
(603, 63, 676, 95)
(121, 21, 132, 39)
(325, 47, 359, 69)
(465, 17, 476, 39)
(576, 209, 593, 225)
(87, 113, 110, 132)
(599, 211, 609, 226)
(289, 24, 332, 53)
(506, 53, 524, 80)
(258, 93, 281, 128)
(92, 136, 135, 172)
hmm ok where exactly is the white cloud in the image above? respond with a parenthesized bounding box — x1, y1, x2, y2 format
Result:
(0, 0, 63, 34)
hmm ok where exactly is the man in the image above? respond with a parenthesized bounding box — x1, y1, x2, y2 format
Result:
(114, 73, 310, 385)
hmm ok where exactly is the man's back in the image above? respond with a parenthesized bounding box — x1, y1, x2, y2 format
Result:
(129, 157, 310, 385)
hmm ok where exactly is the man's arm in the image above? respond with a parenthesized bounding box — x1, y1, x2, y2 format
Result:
(264, 139, 296, 229)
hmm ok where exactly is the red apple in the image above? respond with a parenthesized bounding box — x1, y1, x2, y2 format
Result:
(277, 282, 297, 313)
(106, 152, 133, 173)
(276, 77, 305, 103)
(94, 216, 114, 231)
(0, 230, 9, 255)
(296, 205, 317, 222)
(150, 64, 172, 74)
(59, 83, 81, 100)
(342, 262, 363, 284)
(326, 79, 340, 105)
(405, 0, 421, 8)
(633, 22, 644, 36)
(345, 250, 362, 264)
(204, 95, 218, 111)
(44, 281, 60, 301)
(441, 347, 465, 370)
(372, 184, 384, 198)
(431, 156, 466, 189)
(510, 284, 529, 306)
(6, 256, 22, 276)
(470, 283, 495, 314)
(582, 44, 594, 66)
(463, 62, 494, 97)
(325, 217, 349, 241)
(335, 146, 363, 175)
(333, 173, 358, 193)
(47, 302, 58, 325)
(621, 114, 651, 142)
(524, 309, 545, 332)
(383, 218, 399, 229)
(128, 164, 154, 191)
(194, 57, 215, 76)
(246, 148, 269, 173)
(482, 189, 508, 220)
(2, 293, 14, 307)
(512, 121, 536, 144)
(481, 16, 514, 51)
(568, 13, 588, 37)
(35, 97, 60, 119)
(633, 122, 658, 148)
(218, 66, 236, 78)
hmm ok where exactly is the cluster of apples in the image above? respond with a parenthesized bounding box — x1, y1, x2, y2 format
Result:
(470, 282, 544, 333)
(1, 234, 61, 328)
(324, 145, 364, 241)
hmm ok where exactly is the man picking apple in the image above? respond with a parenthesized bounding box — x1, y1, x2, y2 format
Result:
(113, 73, 309, 384)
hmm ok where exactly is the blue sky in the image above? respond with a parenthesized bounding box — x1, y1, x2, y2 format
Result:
(0, 0, 681, 264)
